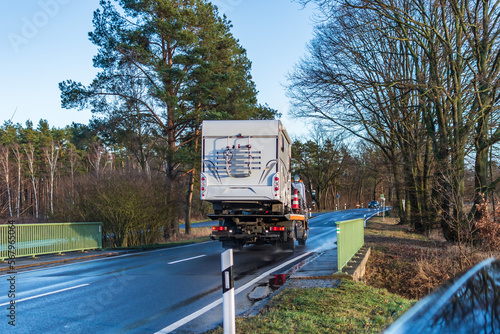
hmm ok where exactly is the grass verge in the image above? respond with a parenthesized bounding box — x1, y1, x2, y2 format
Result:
(208, 280, 414, 334)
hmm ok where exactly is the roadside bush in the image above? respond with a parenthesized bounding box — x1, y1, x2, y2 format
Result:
(475, 199, 500, 254)
(365, 217, 497, 300)
(55, 171, 173, 247)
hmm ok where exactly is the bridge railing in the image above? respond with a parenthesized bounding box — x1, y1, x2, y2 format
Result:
(336, 218, 364, 271)
(0, 222, 102, 261)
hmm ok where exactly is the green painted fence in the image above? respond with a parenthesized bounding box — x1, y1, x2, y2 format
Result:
(336, 218, 364, 272)
(0, 222, 102, 261)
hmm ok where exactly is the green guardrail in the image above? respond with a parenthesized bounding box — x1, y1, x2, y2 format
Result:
(0, 222, 102, 261)
(336, 218, 364, 272)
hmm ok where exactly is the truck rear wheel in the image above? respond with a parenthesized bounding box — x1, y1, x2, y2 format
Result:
(298, 225, 307, 245)
(284, 228, 296, 251)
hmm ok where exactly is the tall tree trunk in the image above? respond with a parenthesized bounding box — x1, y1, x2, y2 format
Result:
(44, 142, 59, 215)
(0, 147, 13, 217)
(24, 143, 38, 219)
(185, 169, 194, 235)
(70, 148, 76, 204)
(12, 146, 21, 218)
(391, 157, 407, 225)
(184, 116, 201, 235)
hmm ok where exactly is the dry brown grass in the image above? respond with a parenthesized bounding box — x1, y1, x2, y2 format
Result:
(364, 217, 497, 300)
(170, 226, 212, 241)
(152, 226, 212, 244)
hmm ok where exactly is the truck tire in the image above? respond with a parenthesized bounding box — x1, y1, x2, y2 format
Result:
(298, 222, 308, 246)
(298, 235, 307, 246)
(284, 228, 296, 251)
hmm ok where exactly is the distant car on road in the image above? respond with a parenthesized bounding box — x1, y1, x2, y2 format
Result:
(368, 201, 380, 209)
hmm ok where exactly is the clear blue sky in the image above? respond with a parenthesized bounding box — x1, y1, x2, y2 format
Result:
(0, 0, 315, 137)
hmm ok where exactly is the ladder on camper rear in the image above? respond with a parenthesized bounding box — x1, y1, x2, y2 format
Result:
(215, 137, 262, 177)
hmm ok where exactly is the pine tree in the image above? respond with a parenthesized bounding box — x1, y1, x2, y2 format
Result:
(60, 0, 276, 236)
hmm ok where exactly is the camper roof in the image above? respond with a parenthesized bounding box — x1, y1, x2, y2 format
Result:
(202, 120, 290, 142)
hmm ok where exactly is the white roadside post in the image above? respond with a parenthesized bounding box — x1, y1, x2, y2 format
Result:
(221, 249, 235, 334)
(381, 194, 385, 222)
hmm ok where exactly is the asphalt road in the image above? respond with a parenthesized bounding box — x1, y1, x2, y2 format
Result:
(0, 208, 382, 333)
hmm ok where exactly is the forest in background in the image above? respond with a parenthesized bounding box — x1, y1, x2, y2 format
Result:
(0, 119, 399, 247)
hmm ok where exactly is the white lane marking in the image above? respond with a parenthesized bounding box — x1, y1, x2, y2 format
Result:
(0, 283, 89, 306)
(0, 241, 215, 278)
(155, 252, 312, 333)
(168, 254, 206, 265)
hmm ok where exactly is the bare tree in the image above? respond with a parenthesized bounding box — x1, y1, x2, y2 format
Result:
(88, 144, 106, 178)
(24, 143, 38, 219)
(0, 146, 13, 217)
(43, 140, 60, 214)
(11, 144, 22, 218)
(288, 1, 436, 230)
(291, 0, 500, 238)
(292, 126, 347, 210)
(67, 145, 78, 199)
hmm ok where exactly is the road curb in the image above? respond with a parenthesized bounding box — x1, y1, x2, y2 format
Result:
(0, 240, 214, 272)
(341, 246, 371, 282)
(243, 248, 343, 317)
(0, 251, 122, 272)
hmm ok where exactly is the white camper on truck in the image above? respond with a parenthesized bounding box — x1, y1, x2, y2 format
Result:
(201, 120, 308, 250)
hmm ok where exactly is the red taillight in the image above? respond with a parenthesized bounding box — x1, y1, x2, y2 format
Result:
(212, 226, 227, 231)
(270, 226, 285, 232)
(272, 173, 280, 198)
(201, 173, 207, 199)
